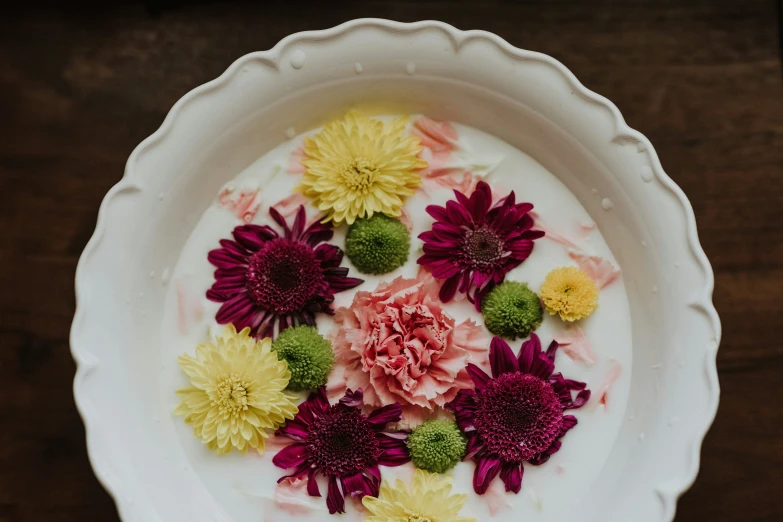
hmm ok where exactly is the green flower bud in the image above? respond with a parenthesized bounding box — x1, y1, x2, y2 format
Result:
(272, 326, 334, 391)
(482, 281, 543, 339)
(407, 419, 466, 473)
(345, 214, 410, 275)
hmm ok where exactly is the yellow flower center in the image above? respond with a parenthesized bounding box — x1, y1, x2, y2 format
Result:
(395, 512, 434, 522)
(340, 157, 379, 193)
(212, 373, 249, 418)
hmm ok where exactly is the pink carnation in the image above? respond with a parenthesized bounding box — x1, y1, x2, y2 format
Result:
(332, 274, 487, 419)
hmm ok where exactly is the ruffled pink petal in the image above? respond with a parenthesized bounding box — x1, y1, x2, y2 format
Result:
(411, 116, 459, 152)
(398, 206, 414, 232)
(530, 210, 581, 250)
(217, 185, 263, 223)
(568, 249, 621, 289)
(555, 326, 598, 366)
(485, 475, 513, 515)
(273, 192, 309, 220)
(588, 359, 622, 410)
(274, 477, 322, 516)
(288, 146, 306, 174)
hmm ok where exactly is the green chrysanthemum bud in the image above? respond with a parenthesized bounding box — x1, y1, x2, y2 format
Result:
(272, 326, 334, 391)
(345, 214, 410, 275)
(407, 419, 466, 473)
(481, 281, 543, 339)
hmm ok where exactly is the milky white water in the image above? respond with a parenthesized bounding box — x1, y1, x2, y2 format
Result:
(160, 118, 633, 522)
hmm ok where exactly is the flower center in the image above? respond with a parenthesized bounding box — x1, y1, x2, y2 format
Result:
(461, 226, 505, 269)
(340, 157, 379, 193)
(474, 373, 563, 462)
(211, 373, 249, 419)
(305, 405, 381, 477)
(246, 238, 326, 314)
(398, 512, 433, 522)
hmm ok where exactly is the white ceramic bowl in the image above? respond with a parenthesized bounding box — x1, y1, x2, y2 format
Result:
(71, 19, 720, 522)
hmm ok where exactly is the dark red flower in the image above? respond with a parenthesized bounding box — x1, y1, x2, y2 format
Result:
(417, 181, 543, 310)
(206, 206, 362, 338)
(447, 334, 590, 495)
(273, 388, 410, 514)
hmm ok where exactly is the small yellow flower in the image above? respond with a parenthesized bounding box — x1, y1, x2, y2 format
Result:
(540, 266, 599, 321)
(362, 469, 476, 522)
(174, 325, 298, 455)
(299, 111, 427, 224)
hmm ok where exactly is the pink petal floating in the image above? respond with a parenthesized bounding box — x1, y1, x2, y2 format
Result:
(176, 281, 189, 335)
(485, 476, 512, 516)
(274, 477, 323, 516)
(272, 193, 309, 220)
(399, 207, 414, 232)
(578, 220, 596, 240)
(324, 353, 349, 402)
(287, 146, 306, 174)
(217, 186, 262, 223)
(530, 210, 582, 250)
(555, 326, 597, 366)
(176, 280, 206, 335)
(411, 116, 459, 152)
(568, 249, 621, 289)
(589, 359, 622, 410)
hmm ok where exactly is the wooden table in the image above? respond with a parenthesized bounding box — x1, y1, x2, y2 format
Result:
(1, 1, 781, 520)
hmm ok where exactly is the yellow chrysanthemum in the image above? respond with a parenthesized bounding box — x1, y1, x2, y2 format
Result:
(362, 469, 476, 522)
(539, 266, 599, 321)
(174, 324, 298, 455)
(299, 111, 427, 224)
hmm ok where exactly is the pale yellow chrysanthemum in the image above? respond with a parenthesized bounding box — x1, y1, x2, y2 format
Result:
(539, 266, 599, 321)
(174, 324, 298, 455)
(362, 469, 476, 522)
(299, 111, 427, 224)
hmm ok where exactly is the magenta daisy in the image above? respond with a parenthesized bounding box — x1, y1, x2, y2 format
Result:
(417, 181, 543, 310)
(273, 388, 410, 514)
(206, 206, 362, 338)
(447, 334, 590, 495)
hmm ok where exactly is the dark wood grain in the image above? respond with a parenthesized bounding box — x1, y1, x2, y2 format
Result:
(0, 1, 781, 521)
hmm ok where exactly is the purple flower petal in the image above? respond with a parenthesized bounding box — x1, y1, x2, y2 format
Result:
(306, 468, 321, 497)
(367, 403, 402, 426)
(561, 414, 578, 434)
(432, 261, 463, 279)
(272, 442, 308, 469)
(489, 337, 519, 377)
(268, 206, 290, 237)
(339, 388, 364, 408)
(232, 224, 277, 251)
(569, 389, 591, 409)
(545, 340, 559, 362)
(438, 274, 461, 302)
(518, 334, 542, 373)
(341, 471, 371, 498)
(425, 204, 450, 223)
(464, 433, 484, 460)
(500, 462, 523, 494)
(326, 475, 345, 514)
(473, 456, 502, 494)
(466, 363, 491, 391)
